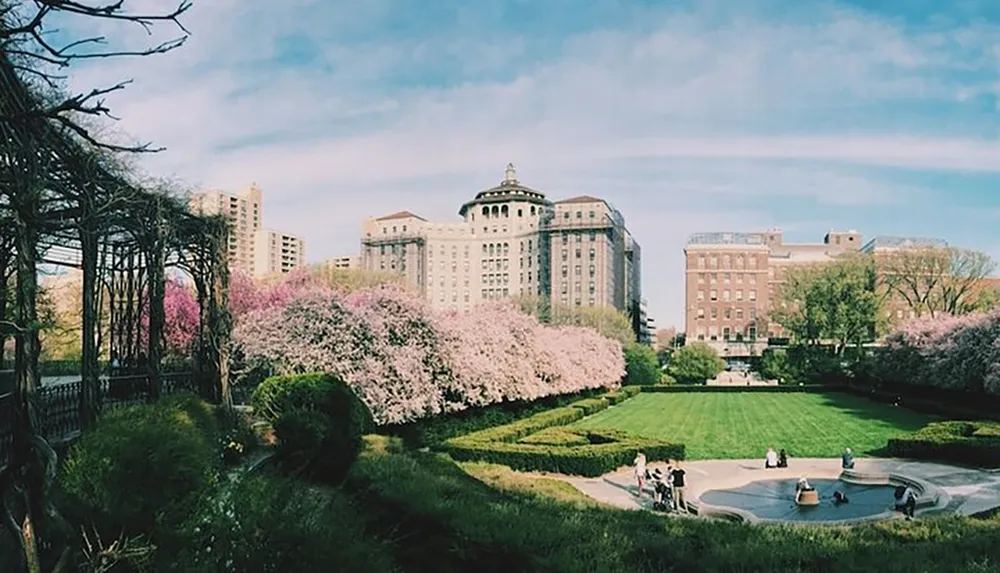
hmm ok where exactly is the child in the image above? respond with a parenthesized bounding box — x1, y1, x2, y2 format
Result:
(633, 451, 647, 497)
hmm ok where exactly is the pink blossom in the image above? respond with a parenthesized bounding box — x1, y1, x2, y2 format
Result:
(881, 310, 1000, 395)
(231, 277, 626, 425)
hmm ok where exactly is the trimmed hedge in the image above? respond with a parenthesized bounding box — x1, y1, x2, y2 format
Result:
(886, 421, 1000, 468)
(442, 389, 684, 477)
(639, 384, 832, 393)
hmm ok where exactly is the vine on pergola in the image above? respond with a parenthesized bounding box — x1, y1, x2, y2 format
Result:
(0, 2, 232, 572)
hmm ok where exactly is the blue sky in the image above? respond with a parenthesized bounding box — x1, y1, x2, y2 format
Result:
(61, 0, 1000, 328)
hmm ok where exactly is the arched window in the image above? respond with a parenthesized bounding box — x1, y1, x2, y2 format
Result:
(503, 243, 509, 256)
(530, 206, 536, 216)
(482, 206, 489, 218)
(491, 205, 499, 217)
(489, 244, 495, 256)
(517, 208, 523, 217)
(482, 244, 488, 254)
(501, 205, 509, 218)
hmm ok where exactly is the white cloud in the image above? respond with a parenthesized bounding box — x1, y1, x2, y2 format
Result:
(50, 0, 1000, 326)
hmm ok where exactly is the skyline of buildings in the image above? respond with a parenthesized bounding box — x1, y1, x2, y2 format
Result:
(358, 164, 650, 342)
(188, 184, 307, 278)
(682, 228, 999, 358)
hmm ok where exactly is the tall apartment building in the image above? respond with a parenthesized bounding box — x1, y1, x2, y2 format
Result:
(360, 164, 643, 337)
(253, 230, 306, 276)
(188, 184, 306, 277)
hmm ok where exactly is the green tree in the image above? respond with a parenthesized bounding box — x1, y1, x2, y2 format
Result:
(770, 255, 884, 356)
(879, 246, 996, 318)
(758, 348, 791, 383)
(515, 295, 635, 346)
(669, 342, 725, 385)
(623, 343, 660, 385)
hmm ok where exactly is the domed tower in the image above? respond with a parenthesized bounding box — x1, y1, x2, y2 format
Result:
(459, 164, 554, 302)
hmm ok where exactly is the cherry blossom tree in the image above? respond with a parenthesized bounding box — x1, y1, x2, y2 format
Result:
(163, 278, 200, 356)
(879, 311, 1000, 395)
(231, 281, 626, 425)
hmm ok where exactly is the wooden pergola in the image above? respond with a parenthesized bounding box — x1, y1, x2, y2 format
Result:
(0, 3, 230, 567)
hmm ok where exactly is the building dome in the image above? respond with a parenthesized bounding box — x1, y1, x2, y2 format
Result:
(458, 163, 551, 217)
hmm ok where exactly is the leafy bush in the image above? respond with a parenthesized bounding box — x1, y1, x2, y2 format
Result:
(624, 343, 661, 386)
(519, 428, 590, 446)
(758, 348, 792, 382)
(58, 395, 219, 537)
(443, 403, 683, 476)
(659, 373, 677, 385)
(169, 474, 394, 572)
(254, 372, 374, 483)
(669, 343, 725, 384)
(569, 397, 610, 416)
(383, 387, 605, 447)
(886, 420, 1000, 467)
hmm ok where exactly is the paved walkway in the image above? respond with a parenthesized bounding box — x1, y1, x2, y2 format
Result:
(557, 458, 1000, 520)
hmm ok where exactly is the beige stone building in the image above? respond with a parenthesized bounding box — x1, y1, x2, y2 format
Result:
(188, 184, 306, 277)
(360, 164, 644, 337)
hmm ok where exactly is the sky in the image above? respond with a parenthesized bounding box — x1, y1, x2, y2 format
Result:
(51, 0, 1000, 328)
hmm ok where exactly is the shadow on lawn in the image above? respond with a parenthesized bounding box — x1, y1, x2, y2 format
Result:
(811, 391, 933, 455)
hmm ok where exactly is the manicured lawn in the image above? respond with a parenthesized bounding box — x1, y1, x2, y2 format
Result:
(570, 392, 935, 460)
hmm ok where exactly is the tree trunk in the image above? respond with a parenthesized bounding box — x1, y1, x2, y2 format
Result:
(146, 214, 165, 402)
(79, 224, 100, 429)
(0, 245, 8, 369)
(11, 199, 43, 573)
(210, 224, 232, 410)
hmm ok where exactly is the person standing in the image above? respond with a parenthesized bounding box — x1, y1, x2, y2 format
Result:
(633, 451, 647, 497)
(670, 462, 687, 511)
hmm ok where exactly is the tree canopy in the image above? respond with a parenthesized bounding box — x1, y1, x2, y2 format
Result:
(514, 295, 635, 346)
(669, 342, 725, 384)
(769, 255, 884, 354)
(879, 247, 996, 318)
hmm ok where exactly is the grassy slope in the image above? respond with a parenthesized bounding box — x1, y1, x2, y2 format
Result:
(569, 392, 934, 459)
(349, 436, 1000, 573)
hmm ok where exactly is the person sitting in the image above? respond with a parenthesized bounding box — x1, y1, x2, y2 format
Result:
(894, 485, 917, 519)
(796, 477, 813, 492)
(842, 448, 855, 469)
(778, 449, 788, 468)
(833, 491, 849, 504)
(795, 477, 819, 505)
(765, 447, 778, 469)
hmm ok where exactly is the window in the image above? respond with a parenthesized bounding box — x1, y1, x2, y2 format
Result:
(697, 290, 705, 301)
(710, 273, 718, 284)
(697, 256, 706, 269)
(748, 326, 757, 340)
(575, 249, 582, 258)
(698, 273, 705, 284)
(711, 308, 718, 319)
(724, 308, 731, 319)
(723, 255, 730, 268)
(562, 234, 568, 244)
(710, 290, 717, 301)
(561, 265, 568, 278)
(749, 257, 758, 269)
(588, 281, 595, 294)
(735, 308, 744, 319)
(736, 290, 743, 301)
(561, 249, 568, 261)
(723, 327, 731, 341)
(697, 308, 705, 319)
(575, 265, 581, 275)
(589, 249, 595, 259)
(576, 211, 582, 219)
(589, 232, 596, 242)
(710, 256, 718, 269)
(723, 290, 730, 302)
(589, 265, 596, 277)
(749, 290, 757, 301)
(736, 273, 743, 283)
(724, 273, 731, 284)
(749, 274, 757, 285)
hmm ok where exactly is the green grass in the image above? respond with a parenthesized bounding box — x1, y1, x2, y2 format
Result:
(570, 391, 934, 460)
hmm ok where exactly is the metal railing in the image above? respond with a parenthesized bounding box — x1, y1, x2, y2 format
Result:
(0, 372, 197, 467)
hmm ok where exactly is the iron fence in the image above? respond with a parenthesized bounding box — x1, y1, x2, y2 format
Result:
(0, 372, 197, 467)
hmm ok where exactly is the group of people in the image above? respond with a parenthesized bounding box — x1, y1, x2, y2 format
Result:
(764, 447, 789, 469)
(632, 451, 687, 512)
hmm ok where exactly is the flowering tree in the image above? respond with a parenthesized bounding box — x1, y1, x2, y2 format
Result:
(163, 278, 200, 356)
(879, 311, 1000, 395)
(232, 280, 626, 425)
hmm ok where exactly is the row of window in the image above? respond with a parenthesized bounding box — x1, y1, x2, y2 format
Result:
(561, 232, 597, 243)
(561, 264, 597, 278)
(561, 248, 596, 261)
(561, 210, 598, 220)
(693, 326, 758, 342)
(696, 289, 757, 302)
(559, 297, 597, 306)
(476, 204, 538, 219)
(696, 254, 761, 270)
(695, 307, 758, 321)
(559, 282, 597, 295)
(696, 272, 758, 285)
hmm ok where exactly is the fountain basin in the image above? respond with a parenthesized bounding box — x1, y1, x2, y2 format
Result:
(698, 478, 898, 524)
